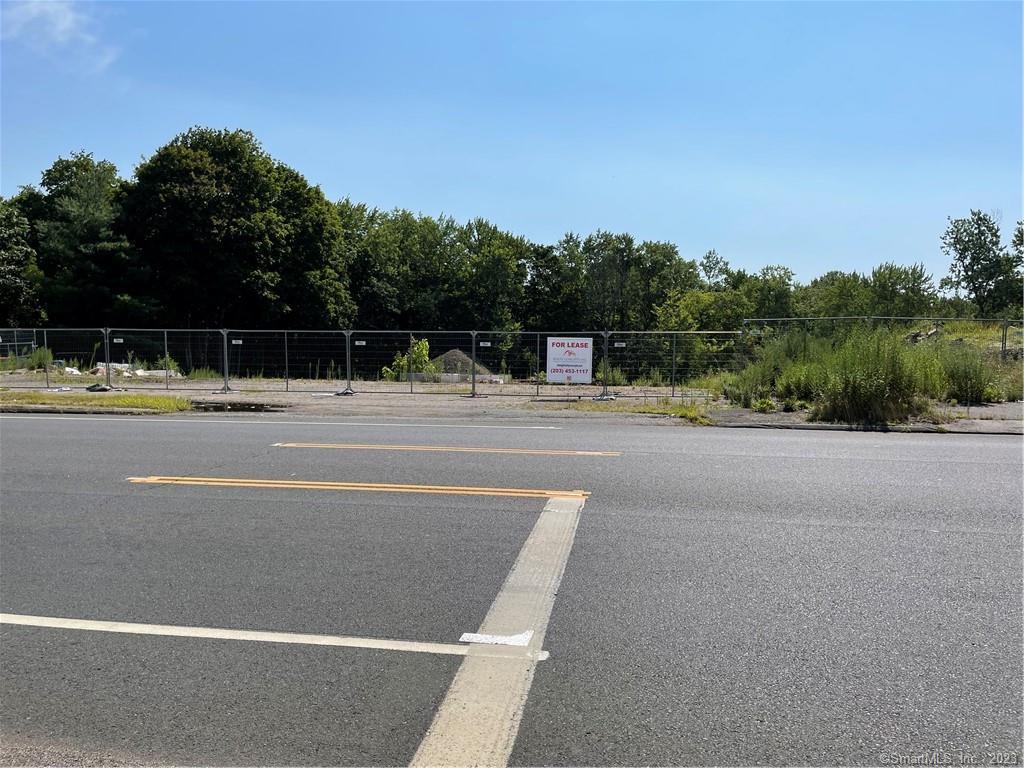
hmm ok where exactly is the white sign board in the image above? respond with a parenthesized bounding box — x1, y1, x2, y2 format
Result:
(547, 337, 593, 384)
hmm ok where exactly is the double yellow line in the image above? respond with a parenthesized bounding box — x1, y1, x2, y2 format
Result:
(127, 476, 589, 500)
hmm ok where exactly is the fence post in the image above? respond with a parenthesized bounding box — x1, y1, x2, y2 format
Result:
(408, 333, 414, 393)
(470, 331, 478, 397)
(670, 333, 677, 399)
(1001, 321, 1010, 361)
(103, 328, 111, 388)
(218, 329, 231, 393)
(600, 331, 610, 398)
(284, 332, 290, 392)
(43, 329, 50, 388)
(340, 330, 355, 395)
(163, 330, 170, 390)
(536, 333, 541, 397)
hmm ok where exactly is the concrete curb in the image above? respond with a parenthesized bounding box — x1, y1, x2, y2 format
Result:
(711, 420, 1022, 435)
(0, 405, 170, 415)
(2, 404, 1020, 435)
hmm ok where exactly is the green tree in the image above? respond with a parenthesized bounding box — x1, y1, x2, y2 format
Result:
(582, 231, 638, 329)
(15, 152, 148, 325)
(869, 262, 937, 317)
(121, 128, 353, 327)
(699, 249, 730, 290)
(940, 211, 1023, 316)
(742, 265, 795, 318)
(524, 234, 587, 331)
(624, 241, 701, 330)
(340, 200, 398, 328)
(655, 289, 753, 331)
(345, 206, 467, 329)
(792, 270, 872, 318)
(455, 218, 528, 330)
(0, 198, 44, 325)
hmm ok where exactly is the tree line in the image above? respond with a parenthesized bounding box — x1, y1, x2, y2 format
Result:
(1, 127, 1021, 330)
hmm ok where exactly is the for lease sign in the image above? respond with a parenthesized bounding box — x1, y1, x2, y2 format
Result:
(547, 337, 593, 383)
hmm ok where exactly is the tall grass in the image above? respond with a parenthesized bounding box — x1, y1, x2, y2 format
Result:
(722, 326, 1014, 423)
(937, 346, 989, 403)
(775, 362, 826, 401)
(0, 347, 53, 371)
(684, 371, 734, 400)
(186, 366, 221, 380)
(814, 331, 922, 423)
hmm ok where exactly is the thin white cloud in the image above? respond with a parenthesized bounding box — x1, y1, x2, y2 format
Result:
(1, 0, 119, 74)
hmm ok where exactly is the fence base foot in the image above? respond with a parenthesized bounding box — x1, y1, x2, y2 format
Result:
(461, 393, 488, 399)
(592, 394, 617, 401)
(213, 387, 234, 394)
(335, 388, 356, 396)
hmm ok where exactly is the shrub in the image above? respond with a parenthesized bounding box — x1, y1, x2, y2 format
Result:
(0, 346, 53, 371)
(595, 364, 626, 386)
(775, 362, 826, 401)
(723, 360, 773, 407)
(685, 372, 733, 400)
(905, 346, 947, 400)
(982, 383, 1003, 403)
(814, 330, 921, 423)
(382, 338, 439, 381)
(939, 346, 990, 404)
(186, 366, 220, 380)
(154, 354, 180, 373)
(996, 360, 1023, 402)
(752, 397, 776, 413)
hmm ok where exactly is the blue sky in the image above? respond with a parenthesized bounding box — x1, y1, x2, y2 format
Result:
(1, 1, 1020, 283)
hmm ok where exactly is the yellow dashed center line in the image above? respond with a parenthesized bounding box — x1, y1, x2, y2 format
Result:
(272, 442, 620, 457)
(127, 476, 590, 500)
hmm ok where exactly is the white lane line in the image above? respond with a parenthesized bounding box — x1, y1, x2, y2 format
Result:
(0, 415, 560, 430)
(0, 614, 544, 660)
(411, 495, 584, 767)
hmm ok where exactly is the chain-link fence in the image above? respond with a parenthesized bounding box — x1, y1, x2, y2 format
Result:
(0, 327, 756, 400)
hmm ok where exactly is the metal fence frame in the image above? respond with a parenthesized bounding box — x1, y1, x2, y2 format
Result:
(0, 327, 752, 400)
(2, 318, 1018, 397)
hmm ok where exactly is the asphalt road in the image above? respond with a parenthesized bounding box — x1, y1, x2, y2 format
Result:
(0, 413, 1020, 766)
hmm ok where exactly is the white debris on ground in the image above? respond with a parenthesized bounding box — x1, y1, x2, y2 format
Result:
(89, 365, 181, 378)
(133, 369, 181, 378)
(64, 367, 81, 375)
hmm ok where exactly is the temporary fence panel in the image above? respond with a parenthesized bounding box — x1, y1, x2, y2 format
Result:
(278, 331, 343, 392)
(0, 328, 106, 389)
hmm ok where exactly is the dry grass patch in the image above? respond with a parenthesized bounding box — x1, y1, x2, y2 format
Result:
(0, 391, 192, 412)
(552, 398, 711, 424)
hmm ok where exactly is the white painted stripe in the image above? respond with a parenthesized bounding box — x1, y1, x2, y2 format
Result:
(273, 442, 620, 457)
(0, 614, 543, 660)
(411, 495, 584, 767)
(459, 630, 533, 647)
(0, 415, 560, 430)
